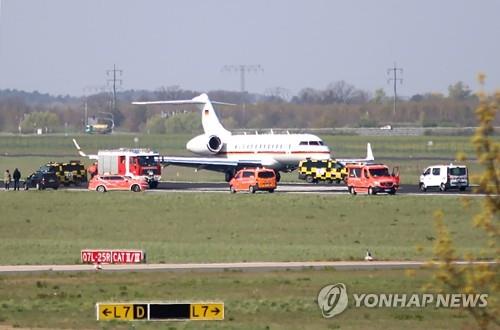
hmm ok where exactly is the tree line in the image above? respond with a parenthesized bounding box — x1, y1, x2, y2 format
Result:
(0, 81, 494, 134)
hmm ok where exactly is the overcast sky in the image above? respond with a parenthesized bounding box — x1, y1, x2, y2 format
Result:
(0, 0, 498, 97)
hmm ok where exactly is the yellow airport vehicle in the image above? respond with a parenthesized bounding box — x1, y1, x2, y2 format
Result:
(298, 159, 348, 184)
(38, 160, 87, 186)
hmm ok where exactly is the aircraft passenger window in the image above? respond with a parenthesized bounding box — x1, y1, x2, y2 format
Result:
(299, 141, 308, 145)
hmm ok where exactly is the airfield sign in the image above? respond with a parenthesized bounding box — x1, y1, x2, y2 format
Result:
(81, 249, 145, 264)
(96, 302, 224, 321)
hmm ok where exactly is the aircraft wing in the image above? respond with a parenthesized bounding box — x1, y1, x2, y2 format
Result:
(132, 100, 235, 106)
(155, 156, 262, 172)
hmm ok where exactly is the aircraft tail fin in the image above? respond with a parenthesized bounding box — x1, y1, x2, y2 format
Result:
(133, 93, 233, 137)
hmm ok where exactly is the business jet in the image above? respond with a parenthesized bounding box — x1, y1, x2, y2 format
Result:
(133, 93, 373, 181)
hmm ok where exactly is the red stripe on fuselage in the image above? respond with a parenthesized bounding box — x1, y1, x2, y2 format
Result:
(219, 151, 331, 155)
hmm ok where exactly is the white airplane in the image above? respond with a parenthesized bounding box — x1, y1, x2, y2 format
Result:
(133, 93, 374, 181)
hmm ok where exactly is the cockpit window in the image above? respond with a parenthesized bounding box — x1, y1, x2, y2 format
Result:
(318, 141, 324, 145)
(309, 141, 320, 146)
(299, 141, 308, 145)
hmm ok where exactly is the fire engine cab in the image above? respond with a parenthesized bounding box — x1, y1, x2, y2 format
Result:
(97, 148, 161, 188)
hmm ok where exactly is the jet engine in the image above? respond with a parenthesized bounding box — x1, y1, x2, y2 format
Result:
(186, 134, 225, 155)
(207, 135, 223, 154)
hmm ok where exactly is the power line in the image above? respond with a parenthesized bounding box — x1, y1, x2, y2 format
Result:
(221, 64, 263, 123)
(106, 64, 123, 112)
(387, 62, 403, 116)
(221, 64, 263, 94)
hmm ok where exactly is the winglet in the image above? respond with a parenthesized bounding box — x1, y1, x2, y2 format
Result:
(366, 143, 374, 161)
(72, 138, 98, 159)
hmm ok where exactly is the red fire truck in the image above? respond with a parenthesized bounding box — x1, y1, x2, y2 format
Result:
(94, 148, 161, 188)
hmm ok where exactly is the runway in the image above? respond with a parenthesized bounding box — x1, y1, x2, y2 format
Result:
(0, 180, 483, 196)
(0, 260, 495, 274)
(150, 181, 482, 196)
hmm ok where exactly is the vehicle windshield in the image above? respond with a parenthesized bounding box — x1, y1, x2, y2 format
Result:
(448, 167, 466, 176)
(38, 165, 53, 173)
(138, 156, 157, 166)
(258, 171, 275, 179)
(369, 168, 390, 177)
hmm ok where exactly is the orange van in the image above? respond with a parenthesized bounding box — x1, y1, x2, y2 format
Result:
(346, 163, 399, 195)
(229, 168, 277, 193)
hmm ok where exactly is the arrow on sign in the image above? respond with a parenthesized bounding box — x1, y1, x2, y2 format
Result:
(211, 307, 220, 315)
(102, 308, 111, 317)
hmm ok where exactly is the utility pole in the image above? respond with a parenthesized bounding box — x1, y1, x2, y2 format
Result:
(106, 64, 123, 113)
(83, 85, 106, 131)
(387, 62, 403, 116)
(222, 64, 263, 121)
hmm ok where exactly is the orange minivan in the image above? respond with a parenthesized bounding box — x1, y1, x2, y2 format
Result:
(229, 168, 277, 193)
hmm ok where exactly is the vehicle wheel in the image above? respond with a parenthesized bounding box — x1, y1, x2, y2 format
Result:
(419, 183, 427, 192)
(275, 171, 281, 182)
(63, 182, 69, 187)
(249, 185, 256, 194)
(230, 185, 236, 194)
(305, 175, 314, 183)
(368, 187, 375, 195)
(388, 189, 396, 195)
(53, 186, 58, 190)
(269, 189, 275, 193)
(96, 185, 106, 193)
(225, 171, 234, 182)
(348, 186, 356, 195)
(149, 181, 158, 189)
(335, 179, 341, 184)
(459, 186, 466, 191)
(440, 183, 447, 192)
(131, 184, 141, 192)
(74, 180, 81, 186)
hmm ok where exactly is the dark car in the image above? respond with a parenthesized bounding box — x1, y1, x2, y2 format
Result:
(24, 172, 59, 190)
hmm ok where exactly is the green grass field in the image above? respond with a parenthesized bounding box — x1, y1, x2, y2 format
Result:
(0, 269, 492, 330)
(1, 133, 495, 184)
(0, 192, 490, 265)
(0, 133, 496, 329)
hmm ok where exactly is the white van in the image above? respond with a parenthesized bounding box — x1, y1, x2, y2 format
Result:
(419, 164, 468, 192)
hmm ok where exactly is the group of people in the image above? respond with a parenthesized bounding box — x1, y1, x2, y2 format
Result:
(3, 168, 21, 190)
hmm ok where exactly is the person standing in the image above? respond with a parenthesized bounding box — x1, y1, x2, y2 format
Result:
(12, 168, 21, 191)
(3, 169, 11, 190)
